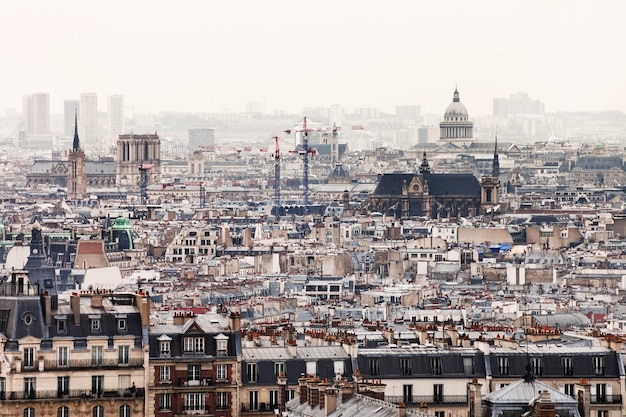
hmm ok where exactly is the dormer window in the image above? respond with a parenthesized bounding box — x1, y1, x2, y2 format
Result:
(91, 319, 101, 332)
(215, 333, 229, 356)
(160, 341, 171, 357)
(57, 319, 67, 334)
(117, 319, 127, 332)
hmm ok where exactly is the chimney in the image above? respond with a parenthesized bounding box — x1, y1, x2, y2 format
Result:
(575, 379, 591, 417)
(135, 293, 150, 326)
(277, 372, 288, 411)
(70, 292, 80, 325)
(91, 294, 103, 308)
(308, 381, 320, 408)
(398, 402, 407, 417)
(365, 380, 386, 401)
(340, 382, 354, 404)
(228, 311, 241, 331)
(41, 293, 52, 326)
(535, 391, 556, 417)
(468, 378, 483, 417)
(324, 386, 337, 416)
(298, 374, 308, 404)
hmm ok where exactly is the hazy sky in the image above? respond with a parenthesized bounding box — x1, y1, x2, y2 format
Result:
(2, 1, 624, 116)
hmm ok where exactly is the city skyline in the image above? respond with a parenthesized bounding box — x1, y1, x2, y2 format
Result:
(1, 1, 625, 117)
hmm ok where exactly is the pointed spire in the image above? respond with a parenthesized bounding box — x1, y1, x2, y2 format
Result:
(492, 134, 500, 178)
(72, 109, 80, 150)
(420, 151, 430, 174)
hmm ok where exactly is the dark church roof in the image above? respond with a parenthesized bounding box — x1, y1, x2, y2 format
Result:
(425, 173, 481, 196)
(372, 173, 480, 197)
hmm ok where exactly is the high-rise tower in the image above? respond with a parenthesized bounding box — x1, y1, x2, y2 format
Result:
(107, 95, 124, 147)
(23, 92, 50, 134)
(80, 92, 98, 146)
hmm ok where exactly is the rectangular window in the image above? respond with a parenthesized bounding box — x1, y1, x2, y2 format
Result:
(57, 376, 69, 397)
(58, 346, 69, 367)
(435, 412, 445, 417)
(185, 393, 205, 412)
(564, 384, 575, 398)
(562, 357, 573, 375)
(403, 384, 413, 404)
(434, 384, 444, 403)
(531, 357, 542, 376)
(288, 389, 296, 401)
(160, 366, 170, 382)
(217, 392, 229, 410)
(269, 390, 279, 408)
(247, 363, 258, 383)
(217, 364, 228, 380)
(598, 411, 608, 417)
(57, 319, 67, 334)
(23, 347, 35, 368)
(463, 356, 475, 375)
(274, 362, 285, 377)
(188, 364, 201, 384)
(306, 361, 317, 377)
(593, 356, 605, 375)
(91, 319, 100, 332)
(91, 375, 104, 395)
(595, 384, 607, 402)
(195, 337, 204, 353)
(217, 339, 228, 355)
(118, 345, 130, 365)
(24, 377, 36, 399)
(159, 393, 172, 411)
(431, 357, 442, 375)
(92, 346, 103, 365)
(400, 358, 412, 376)
(184, 337, 194, 353)
(160, 341, 170, 357)
(249, 391, 259, 411)
(497, 356, 509, 375)
(117, 319, 127, 331)
(369, 358, 380, 376)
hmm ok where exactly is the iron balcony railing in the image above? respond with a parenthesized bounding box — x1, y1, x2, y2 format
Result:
(43, 358, 143, 370)
(385, 395, 468, 405)
(591, 395, 622, 404)
(0, 388, 144, 401)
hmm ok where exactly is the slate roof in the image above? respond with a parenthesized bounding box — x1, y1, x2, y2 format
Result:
(287, 393, 432, 417)
(372, 173, 480, 197)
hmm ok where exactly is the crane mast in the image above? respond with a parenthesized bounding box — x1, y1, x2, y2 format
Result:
(273, 135, 281, 219)
(302, 117, 310, 215)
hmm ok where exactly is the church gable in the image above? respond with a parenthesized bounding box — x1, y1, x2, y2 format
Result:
(407, 176, 425, 195)
(53, 162, 67, 174)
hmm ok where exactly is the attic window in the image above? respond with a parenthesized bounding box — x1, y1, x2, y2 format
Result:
(91, 319, 101, 332)
(57, 319, 67, 334)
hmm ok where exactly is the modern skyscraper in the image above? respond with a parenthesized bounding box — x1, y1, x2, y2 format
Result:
(22, 92, 50, 134)
(64, 99, 80, 136)
(108, 95, 124, 146)
(80, 92, 98, 145)
(493, 92, 545, 117)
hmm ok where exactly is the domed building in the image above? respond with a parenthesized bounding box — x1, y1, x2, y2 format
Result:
(440, 87, 474, 146)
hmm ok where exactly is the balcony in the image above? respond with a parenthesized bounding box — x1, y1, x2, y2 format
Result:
(0, 388, 145, 401)
(174, 406, 213, 417)
(385, 395, 468, 406)
(591, 395, 622, 404)
(44, 358, 143, 370)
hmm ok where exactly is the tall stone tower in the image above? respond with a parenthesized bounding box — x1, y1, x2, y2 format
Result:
(116, 132, 161, 189)
(67, 112, 87, 200)
(480, 137, 501, 214)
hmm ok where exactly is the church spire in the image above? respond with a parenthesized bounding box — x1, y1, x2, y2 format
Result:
(420, 151, 430, 174)
(72, 109, 80, 151)
(492, 135, 500, 177)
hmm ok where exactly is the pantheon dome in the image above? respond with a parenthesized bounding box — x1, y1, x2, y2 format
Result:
(440, 87, 474, 143)
(444, 88, 469, 121)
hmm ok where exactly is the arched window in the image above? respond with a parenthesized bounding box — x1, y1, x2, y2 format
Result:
(57, 406, 70, 417)
(119, 405, 131, 417)
(24, 408, 36, 417)
(92, 406, 105, 417)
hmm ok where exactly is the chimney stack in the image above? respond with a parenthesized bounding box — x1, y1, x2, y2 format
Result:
(228, 311, 241, 331)
(324, 387, 337, 416)
(70, 292, 80, 325)
(535, 391, 556, 417)
(298, 374, 308, 404)
(468, 378, 483, 417)
(42, 293, 52, 326)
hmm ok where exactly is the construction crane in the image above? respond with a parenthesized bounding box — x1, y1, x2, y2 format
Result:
(138, 164, 154, 205)
(272, 135, 281, 219)
(285, 117, 317, 215)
